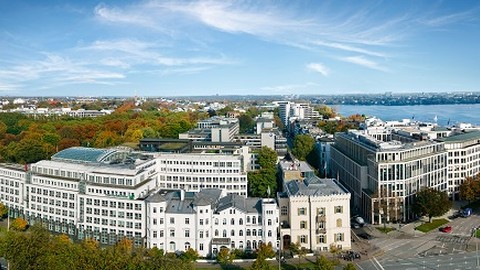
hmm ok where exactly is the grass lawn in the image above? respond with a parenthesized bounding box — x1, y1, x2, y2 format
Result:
(376, 227, 396, 234)
(475, 229, 480, 238)
(415, 218, 449, 233)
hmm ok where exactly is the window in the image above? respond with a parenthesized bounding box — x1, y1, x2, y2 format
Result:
(215, 218, 219, 225)
(231, 230, 235, 236)
(185, 230, 190, 238)
(231, 218, 235, 225)
(170, 229, 175, 237)
(335, 233, 344, 241)
(298, 208, 306, 215)
(268, 219, 272, 226)
(199, 219, 204, 225)
(169, 241, 176, 251)
(239, 218, 243, 225)
(317, 207, 325, 216)
(184, 242, 191, 251)
(300, 235, 307, 244)
(318, 235, 325, 244)
(268, 230, 272, 237)
(185, 218, 189, 225)
(215, 229, 219, 237)
(199, 243, 204, 251)
(246, 229, 251, 236)
(223, 218, 227, 225)
(239, 230, 243, 236)
(281, 206, 288, 216)
(336, 218, 342, 227)
(300, 221, 307, 229)
(334, 206, 343, 214)
(199, 231, 204, 238)
(252, 229, 257, 236)
(223, 230, 227, 237)
(170, 217, 175, 224)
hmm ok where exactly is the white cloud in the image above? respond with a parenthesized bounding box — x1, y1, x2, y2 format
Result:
(312, 41, 385, 58)
(341, 56, 387, 72)
(259, 82, 317, 94)
(94, 3, 155, 28)
(306, 63, 329, 77)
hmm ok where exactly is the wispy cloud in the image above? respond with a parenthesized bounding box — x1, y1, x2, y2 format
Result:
(94, 3, 156, 29)
(420, 9, 479, 27)
(259, 82, 318, 94)
(341, 56, 387, 72)
(306, 63, 330, 77)
(312, 41, 385, 58)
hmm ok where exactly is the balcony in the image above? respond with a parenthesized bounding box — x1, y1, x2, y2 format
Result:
(316, 228, 326, 234)
(316, 215, 326, 223)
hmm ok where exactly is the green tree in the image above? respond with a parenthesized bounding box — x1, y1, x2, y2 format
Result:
(313, 255, 337, 270)
(411, 187, 452, 222)
(292, 134, 315, 161)
(180, 248, 199, 263)
(257, 146, 278, 171)
(249, 243, 275, 270)
(0, 203, 7, 218)
(239, 114, 255, 133)
(216, 247, 235, 268)
(343, 262, 357, 270)
(248, 170, 277, 197)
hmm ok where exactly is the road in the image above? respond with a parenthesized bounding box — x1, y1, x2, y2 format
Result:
(352, 210, 480, 270)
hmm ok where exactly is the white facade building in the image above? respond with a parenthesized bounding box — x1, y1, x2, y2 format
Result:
(145, 189, 279, 257)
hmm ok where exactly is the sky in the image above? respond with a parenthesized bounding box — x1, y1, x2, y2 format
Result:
(1, 0, 480, 97)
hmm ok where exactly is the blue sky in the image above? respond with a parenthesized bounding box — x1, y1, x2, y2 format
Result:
(1, 0, 480, 97)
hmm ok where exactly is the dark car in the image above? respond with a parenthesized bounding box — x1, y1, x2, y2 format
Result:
(358, 233, 373, 240)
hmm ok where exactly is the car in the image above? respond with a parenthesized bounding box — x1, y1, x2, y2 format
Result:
(358, 233, 373, 240)
(351, 222, 361, 229)
(440, 226, 452, 233)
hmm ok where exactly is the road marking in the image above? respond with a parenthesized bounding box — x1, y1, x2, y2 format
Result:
(372, 256, 385, 270)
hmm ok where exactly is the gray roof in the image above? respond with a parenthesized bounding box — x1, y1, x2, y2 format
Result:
(439, 131, 480, 143)
(216, 194, 261, 214)
(51, 147, 117, 163)
(146, 188, 224, 214)
(286, 176, 349, 197)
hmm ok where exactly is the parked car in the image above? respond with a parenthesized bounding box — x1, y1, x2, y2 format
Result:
(461, 208, 473, 218)
(440, 226, 452, 233)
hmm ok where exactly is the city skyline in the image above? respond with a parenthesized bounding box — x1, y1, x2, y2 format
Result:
(1, 0, 480, 97)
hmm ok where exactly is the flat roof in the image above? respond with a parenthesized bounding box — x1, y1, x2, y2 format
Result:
(439, 131, 480, 143)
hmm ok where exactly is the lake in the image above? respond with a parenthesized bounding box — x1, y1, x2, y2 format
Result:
(336, 104, 480, 126)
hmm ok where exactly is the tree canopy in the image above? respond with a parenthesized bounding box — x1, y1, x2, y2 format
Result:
(0, 225, 193, 270)
(411, 187, 452, 222)
(292, 134, 315, 161)
(0, 108, 206, 164)
(248, 147, 278, 198)
(459, 173, 480, 202)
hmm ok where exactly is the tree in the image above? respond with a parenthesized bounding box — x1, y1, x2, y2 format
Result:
(459, 174, 480, 202)
(313, 255, 337, 270)
(257, 146, 278, 171)
(248, 170, 277, 198)
(343, 263, 357, 270)
(315, 105, 337, 119)
(290, 242, 307, 270)
(180, 248, 199, 263)
(0, 203, 7, 218)
(10, 217, 28, 231)
(411, 187, 452, 222)
(249, 243, 275, 270)
(292, 134, 315, 161)
(216, 247, 235, 268)
(239, 114, 255, 133)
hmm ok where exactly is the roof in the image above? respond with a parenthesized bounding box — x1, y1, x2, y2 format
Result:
(51, 147, 118, 163)
(285, 176, 349, 197)
(439, 131, 480, 143)
(216, 194, 261, 213)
